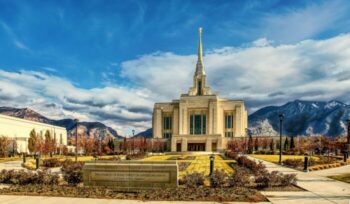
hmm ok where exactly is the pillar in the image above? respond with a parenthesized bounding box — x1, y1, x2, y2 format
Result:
(171, 138, 177, 152)
(181, 138, 187, 152)
(206, 139, 212, 152)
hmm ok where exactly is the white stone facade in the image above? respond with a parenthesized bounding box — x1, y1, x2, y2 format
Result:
(152, 28, 248, 152)
(0, 114, 67, 153)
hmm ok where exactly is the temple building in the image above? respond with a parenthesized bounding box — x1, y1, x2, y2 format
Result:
(0, 114, 67, 153)
(152, 28, 248, 152)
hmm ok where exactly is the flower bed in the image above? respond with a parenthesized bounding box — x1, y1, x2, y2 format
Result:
(0, 185, 267, 202)
(0, 170, 59, 185)
(249, 154, 348, 171)
(309, 161, 349, 171)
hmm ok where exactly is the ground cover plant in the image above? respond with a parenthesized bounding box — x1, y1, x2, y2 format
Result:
(61, 160, 85, 185)
(0, 169, 59, 185)
(0, 185, 267, 202)
(142, 154, 235, 177)
(250, 154, 349, 171)
(0, 153, 301, 202)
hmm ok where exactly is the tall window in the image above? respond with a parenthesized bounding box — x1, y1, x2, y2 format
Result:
(197, 80, 202, 95)
(60, 134, 63, 145)
(190, 111, 206, 135)
(163, 114, 172, 139)
(224, 112, 234, 137)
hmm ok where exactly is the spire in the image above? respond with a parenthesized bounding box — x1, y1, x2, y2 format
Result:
(195, 27, 205, 76)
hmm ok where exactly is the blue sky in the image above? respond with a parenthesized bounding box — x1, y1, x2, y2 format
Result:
(1, 0, 350, 135)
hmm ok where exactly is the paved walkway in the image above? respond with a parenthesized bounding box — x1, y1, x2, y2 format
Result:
(248, 156, 350, 204)
(0, 160, 25, 171)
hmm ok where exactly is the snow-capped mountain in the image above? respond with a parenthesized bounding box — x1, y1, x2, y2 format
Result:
(0, 107, 123, 139)
(249, 100, 350, 137)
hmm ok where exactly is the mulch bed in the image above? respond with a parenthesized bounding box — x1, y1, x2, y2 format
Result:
(0, 185, 267, 202)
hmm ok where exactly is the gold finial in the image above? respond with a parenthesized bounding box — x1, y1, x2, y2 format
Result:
(198, 27, 203, 62)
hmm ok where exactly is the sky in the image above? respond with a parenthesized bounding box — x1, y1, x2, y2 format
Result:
(1, 0, 350, 135)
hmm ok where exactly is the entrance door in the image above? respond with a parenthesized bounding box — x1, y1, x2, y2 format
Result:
(188, 143, 205, 151)
(176, 143, 181, 152)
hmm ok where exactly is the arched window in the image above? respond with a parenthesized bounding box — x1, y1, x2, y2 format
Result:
(197, 80, 202, 95)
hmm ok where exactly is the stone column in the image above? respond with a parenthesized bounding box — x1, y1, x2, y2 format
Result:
(206, 138, 212, 152)
(235, 106, 241, 137)
(181, 138, 187, 152)
(217, 137, 224, 152)
(173, 108, 179, 135)
(171, 138, 177, 152)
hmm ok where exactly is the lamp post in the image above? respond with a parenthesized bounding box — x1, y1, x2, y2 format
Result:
(209, 154, 215, 177)
(279, 114, 284, 165)
(74, 119, 79, 162)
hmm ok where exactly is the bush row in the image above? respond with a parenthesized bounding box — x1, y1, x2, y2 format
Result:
(236, 156, 266, 174)
(125, 152, 146, 160)
(179, 168, 296, 189)
(43, 158, 61, 168)
(61, 159, 85, 185)
(0, 170, 59, 185)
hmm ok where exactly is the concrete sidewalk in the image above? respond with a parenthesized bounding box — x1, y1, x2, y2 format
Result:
(249, 156, 350, 204)
(0, 160, 25, 171)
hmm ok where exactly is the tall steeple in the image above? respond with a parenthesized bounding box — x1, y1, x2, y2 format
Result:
(195, 27, 205, 76)
(187, 27, 212, 96)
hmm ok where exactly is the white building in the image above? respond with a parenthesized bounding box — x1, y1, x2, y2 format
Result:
(0, 114, 67, 153)
(152, 28, 248, 152)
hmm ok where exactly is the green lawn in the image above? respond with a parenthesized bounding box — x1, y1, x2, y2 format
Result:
(249, 154, 319, 163)
(0, 156, 21, 163)
(328, 173, 350, 184)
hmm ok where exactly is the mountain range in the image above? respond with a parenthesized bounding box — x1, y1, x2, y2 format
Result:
(249, 100, 349, 137)
(0, 107, 123, 139)
(136, 100, 350, 138)
(1, 99, 349, 138)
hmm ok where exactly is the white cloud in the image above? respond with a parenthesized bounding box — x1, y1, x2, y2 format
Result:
(0, 70, 155, 133)
(1, 33, 350, 134)
(121, 34, 350, 112)
(261, 0, 350, 43)
(252, 38, 272, 47)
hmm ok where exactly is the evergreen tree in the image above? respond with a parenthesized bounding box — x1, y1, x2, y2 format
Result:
(28, 129, 37, 153)
(254, 137, 259, 151)
(248, 135, 253, 154)
(284, 137, 289, 151)
(270, 139, 275, 152)
(108, 138, 115, 152)
(290, 136, 295, 150)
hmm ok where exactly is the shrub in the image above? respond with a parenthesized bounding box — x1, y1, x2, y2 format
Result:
(98, 156, 120, 161)
(228, 168, 252, 187)
(178, 172, 204, 188)
(210, 170, 228, 188)
(61, 160, 84, 185)
(0, 169, 59, 185)
(236, 156, 266, 174)
(283, 159, 303, 168)
(126, 152, 146, 160)
(225, 151, 238, 160)
(36, 170, 59, 185)
(43, 158, 61, 168)
(255, 171, 296, 188)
